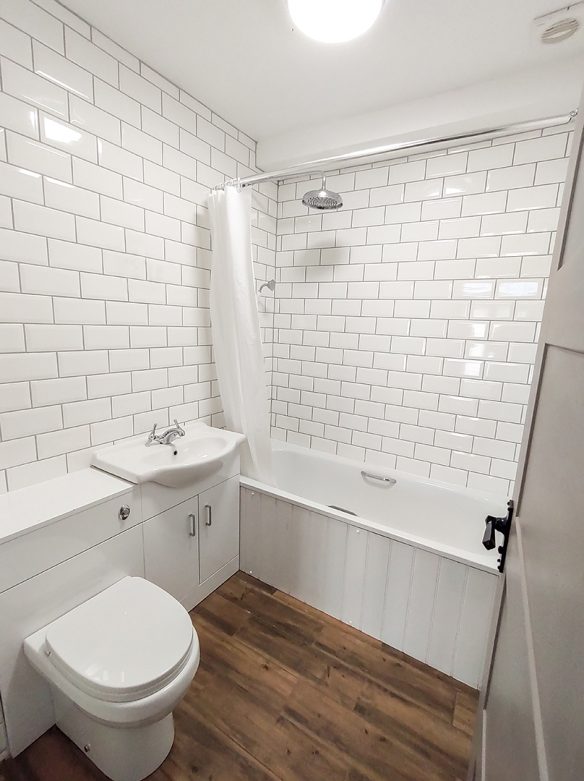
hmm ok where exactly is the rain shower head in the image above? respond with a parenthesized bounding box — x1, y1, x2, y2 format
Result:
(302, 175, 343, 211)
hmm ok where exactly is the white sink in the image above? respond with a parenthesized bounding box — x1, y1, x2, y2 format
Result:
(92, 424, 246, 487)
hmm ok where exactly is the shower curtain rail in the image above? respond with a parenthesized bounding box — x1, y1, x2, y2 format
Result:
(213, 111, 578, 191)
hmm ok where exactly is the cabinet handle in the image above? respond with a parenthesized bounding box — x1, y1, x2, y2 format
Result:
(188, 513, 196, 537)
(204, 504, 212, 526)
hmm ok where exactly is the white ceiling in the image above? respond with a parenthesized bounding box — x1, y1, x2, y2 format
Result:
(63, 0, 584, 147)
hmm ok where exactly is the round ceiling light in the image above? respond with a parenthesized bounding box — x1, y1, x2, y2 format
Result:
(287, 0, 384, 43)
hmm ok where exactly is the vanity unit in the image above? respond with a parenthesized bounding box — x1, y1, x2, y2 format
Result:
(0, 423, 244, 769)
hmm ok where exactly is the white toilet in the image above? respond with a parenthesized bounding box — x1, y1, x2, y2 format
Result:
(24, 576, 200, 781)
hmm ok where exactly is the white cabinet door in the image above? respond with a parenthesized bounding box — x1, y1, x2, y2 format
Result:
(143, 496, 199, 610)
(198, 476, 239, 583)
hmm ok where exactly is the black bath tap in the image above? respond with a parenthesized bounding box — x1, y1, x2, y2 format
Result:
(482, 500, 514, 573)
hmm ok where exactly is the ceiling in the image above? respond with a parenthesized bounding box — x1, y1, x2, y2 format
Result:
(63, 0, 584, 145)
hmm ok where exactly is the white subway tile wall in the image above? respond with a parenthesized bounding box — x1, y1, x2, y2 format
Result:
(0, 0, 277, 493)
(272, 126, 572, 495)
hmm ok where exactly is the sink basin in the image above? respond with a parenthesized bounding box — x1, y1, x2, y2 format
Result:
(92, 424, 246, 487)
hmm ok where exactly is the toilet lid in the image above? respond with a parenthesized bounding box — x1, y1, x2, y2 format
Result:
(45, 577, 196, 703)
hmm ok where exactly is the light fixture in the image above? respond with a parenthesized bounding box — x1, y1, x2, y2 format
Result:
(288, 0, 384, 43)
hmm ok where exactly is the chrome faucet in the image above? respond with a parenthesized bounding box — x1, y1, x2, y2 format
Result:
(146, 419, 186, 451)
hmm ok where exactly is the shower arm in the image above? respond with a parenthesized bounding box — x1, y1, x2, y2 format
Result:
(213, 110, 578, 192)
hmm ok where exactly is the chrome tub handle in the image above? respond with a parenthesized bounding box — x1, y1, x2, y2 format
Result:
(361, 470, 397, 486)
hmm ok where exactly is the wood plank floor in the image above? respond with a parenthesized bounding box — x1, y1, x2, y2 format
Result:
(0, 572, 478, 781)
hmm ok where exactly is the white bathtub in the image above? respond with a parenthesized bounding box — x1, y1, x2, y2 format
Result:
(240, 441, 504, 687)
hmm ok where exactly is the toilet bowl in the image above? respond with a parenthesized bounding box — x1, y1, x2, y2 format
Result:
(24, 576, 200, 781)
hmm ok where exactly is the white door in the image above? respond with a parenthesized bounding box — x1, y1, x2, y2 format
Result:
(474, 102, 584, 780)
(143, 496, 200, 609)
(198, 476, 239, 583)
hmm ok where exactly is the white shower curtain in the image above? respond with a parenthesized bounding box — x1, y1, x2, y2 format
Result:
(208, 185, 273, 481)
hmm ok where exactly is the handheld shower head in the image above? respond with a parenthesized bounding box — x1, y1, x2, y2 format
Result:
(302, 175, 343, 211)
(259, 279, 276, 293)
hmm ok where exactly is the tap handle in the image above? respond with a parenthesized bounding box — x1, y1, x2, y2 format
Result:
(482, 516, 496, 550)
(149, 423, 158, 440)
(174, 419, 185, 434)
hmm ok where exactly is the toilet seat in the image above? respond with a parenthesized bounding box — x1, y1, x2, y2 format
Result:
(44, 577, 195, 703)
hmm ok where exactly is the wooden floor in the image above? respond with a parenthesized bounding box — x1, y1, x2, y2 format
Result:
(1, 572, 478, 781)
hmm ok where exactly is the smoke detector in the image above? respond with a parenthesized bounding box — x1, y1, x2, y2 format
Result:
(534, 3, 584, 44)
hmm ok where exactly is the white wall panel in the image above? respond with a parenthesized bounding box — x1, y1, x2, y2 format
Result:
(240, 486, 499, 688)
(320, 518, 347, 620)
(380, 539, 414, 650)
(453, 567, 499, 686)
(360, 532, 390, 639)
(403, 549, 440, 661)
(427, 558, 467, 675)
(341, 525, 368, 628)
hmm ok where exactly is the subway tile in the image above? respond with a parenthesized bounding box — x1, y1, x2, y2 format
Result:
(80, 272, 128, 301)
(0, 160, 43, 203)
(355, 167, 388, 190)
(44, 178, 100, 218)
(92, 29, 139, 72)
(98, 139, 143, 180)
(0, 91, 39, 139)
(14, 200, 75, 240)
(33, 41, 93, 100)
(65, 28, 119, 86)
(37, 425, 90, 459)
(534, 157, 569, 186)
(24, 323, 83, 351)
(0, 0, 64, 53)
(87, 372, 132, 400)
(120, 65, 161, 111)
(7, 132, 72, 182)
(94, 79, 141, 126)
(0, 381, 30, 412)
(438, 216, 480, 239)
(0, 437, 37, 471)
(122, 123, 162, 164)
(0, 404, 62, 440)
(467, 144, 513, 173)
(0, 18, 33, 67)
(507, 184, 558, 212)
(31, 376, 86, 407)
(0, 194, 11, 227)
(69, 95, 121, 144)
(6, 455, 67, 491)
(443, 171, 486, 196)
(421, 197, 461, 221)
(490, 321, 537, 344)
(20, 263, 80, 296)
(0, 323, 25, 352)
(388, 160, 425, 184)
(73, 158, 123, 198)
(1, 58, 68, 119)
(196, 117, 224, 150)
(495, 279, 543, 299)
(40, 113, 97, 163)
(401, 221, 438, 242)
(514, 134, 567, 165)
(100, 196, 144, 231)
(58, 350, 109, 377)
(76, 216, 125, 250)
(426, 152, 467, 178)
(63, 397, 111, 427)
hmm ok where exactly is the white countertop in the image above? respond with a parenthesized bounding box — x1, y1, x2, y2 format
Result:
(0, 467, 135, 545)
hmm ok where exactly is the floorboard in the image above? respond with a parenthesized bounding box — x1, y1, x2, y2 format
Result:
(0, 572, 478, 781)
